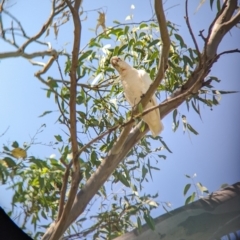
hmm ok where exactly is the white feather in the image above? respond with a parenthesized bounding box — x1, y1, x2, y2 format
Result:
(110, 57, 163, 137)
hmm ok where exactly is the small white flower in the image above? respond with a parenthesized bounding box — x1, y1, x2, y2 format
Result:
(49, 154, 56, 159)
(166, 202, 172, 207)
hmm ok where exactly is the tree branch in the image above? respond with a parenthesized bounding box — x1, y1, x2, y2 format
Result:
(0, 49, 57, 59)
(185, 0, 201, 62)
(57, 160, 71, 221)
(206, 0, 238, 58)
(47, 1, 83, 240)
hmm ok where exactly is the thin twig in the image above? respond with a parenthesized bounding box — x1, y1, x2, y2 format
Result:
(185, 0, 201, 63)
(20, 0, 56, 51)
(198, 29, 206, 41)
(0, 126, 9, 137)
(217, 48, 240, 58)
(77, 126, 118, 158)
(49, 1, 83, 239)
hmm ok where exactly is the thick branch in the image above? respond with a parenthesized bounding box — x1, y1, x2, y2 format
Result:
(206, 0, 239, 57)
(114, 182, 240, 240)
(47, 1, 83, 240)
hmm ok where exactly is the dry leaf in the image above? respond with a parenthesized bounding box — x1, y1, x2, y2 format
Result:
(95, 11, 106, 35)
(11, 148, 27, 159)
(53, 22, 59, 39)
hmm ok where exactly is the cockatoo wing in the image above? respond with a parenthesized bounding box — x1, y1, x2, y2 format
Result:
(137, 70, 163, 137)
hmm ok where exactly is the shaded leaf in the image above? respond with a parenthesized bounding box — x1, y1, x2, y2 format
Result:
(137, 216, 142, 233)
(3, 157, 16, 168)
(54, 135, 63, 142)
(184, 183, 191, 196)
(143, 213, 155, 230)
(187, 123, 199, 135)
(12, 141, 19, 148)
(159, 138, 172, 153)
(185, 192, 196, 205)
(39, 111, 52, 117)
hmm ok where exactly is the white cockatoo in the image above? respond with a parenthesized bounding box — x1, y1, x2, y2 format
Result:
(110, 56, 163, 137)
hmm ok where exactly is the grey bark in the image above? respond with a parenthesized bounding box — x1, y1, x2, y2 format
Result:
(114, 182, 240, 240)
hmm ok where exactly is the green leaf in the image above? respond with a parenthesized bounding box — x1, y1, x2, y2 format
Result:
(3, 146, 10, 152)
(124, 26, 130, 34)
(54, 135, 63, 142)
(138, 103, 143, 114)
(216, 0, 221, 12)
(174, 34, 186, 48)
(149, 166, 160, 171)
(39, 177, 44, 189)
(46, 89, 52, 98)
(38, 111, 52, 117)
(183, 55, 193, 68)
(90, 151, 98, 165)
(29, 157, 46, 168)
(185, 192, 196, 205)
(41, 210, 47, 220)
(191, 100, 201, 119)
(216, 90, 238, 95)
(3, 157, 16, 168)
(118, 174, 130, 187)
(144, 213, 155, 230)
(147, 159, 152, 180)
(47, 78, 58, 88)
(126, 160, 135, 165)
(137, 216, 142, 233)
(209, 76, 220, 82)
(12, 141, 19, 148)
(183, 183, 191, 196)
(142, 165, 148, 180)
(173, 109, 177, 124)
(148, 39, 159, 48)
(159, 138, 172, 153)
(187, 123, 199, 135)
(78, 50, 93, 62)
(139, 23, 148, 29)
(113, 20, 121, 24)
(210, 0, 214, 9)
(118, 44, 128, 55)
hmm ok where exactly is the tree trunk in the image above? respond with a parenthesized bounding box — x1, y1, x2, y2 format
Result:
(114, 182, 240, 240)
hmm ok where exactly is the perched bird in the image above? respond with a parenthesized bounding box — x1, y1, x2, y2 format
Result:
(110, 56, 163, 137)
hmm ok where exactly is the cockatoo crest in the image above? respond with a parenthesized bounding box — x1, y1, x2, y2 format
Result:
(110, 56, 163, 137)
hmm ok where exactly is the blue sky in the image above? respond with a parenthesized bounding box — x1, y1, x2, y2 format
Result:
(0, 0, 240, 234)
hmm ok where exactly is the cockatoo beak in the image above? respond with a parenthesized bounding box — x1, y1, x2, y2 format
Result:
(111, 56, 125, 74)
(110, 56, 121, 67)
